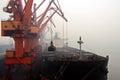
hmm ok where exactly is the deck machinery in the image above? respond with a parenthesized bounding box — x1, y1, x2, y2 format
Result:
(1, 0, 67, 80)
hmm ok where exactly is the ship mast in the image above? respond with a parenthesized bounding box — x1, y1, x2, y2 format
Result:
(77, 36, 83, 54)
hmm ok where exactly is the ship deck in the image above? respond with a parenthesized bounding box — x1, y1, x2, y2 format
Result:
(41, 47, 108, 62)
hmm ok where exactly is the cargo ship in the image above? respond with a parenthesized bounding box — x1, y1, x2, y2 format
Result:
(37, 35, 109, 80)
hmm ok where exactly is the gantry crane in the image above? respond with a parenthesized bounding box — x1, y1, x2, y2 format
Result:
(1, 0, 67, 80)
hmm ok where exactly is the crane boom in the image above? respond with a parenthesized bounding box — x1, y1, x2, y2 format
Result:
(37, 0, 55, 27)
(23, 0, 33, 26)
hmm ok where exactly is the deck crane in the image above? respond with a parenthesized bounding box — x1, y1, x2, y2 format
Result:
(1, 0, 67, 80)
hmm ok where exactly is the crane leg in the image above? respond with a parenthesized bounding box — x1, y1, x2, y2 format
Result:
(2, 65, 11, 80)
(27, 65, 32, 80)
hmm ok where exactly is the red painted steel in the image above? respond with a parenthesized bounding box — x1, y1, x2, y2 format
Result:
(1, 0, 67, 80)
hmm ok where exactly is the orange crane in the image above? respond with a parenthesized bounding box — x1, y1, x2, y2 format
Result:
(1, 0, 67, 80)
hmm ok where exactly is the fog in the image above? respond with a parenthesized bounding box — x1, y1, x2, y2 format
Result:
(0, 0, 120, 80)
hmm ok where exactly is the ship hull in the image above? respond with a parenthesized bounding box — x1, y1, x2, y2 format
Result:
(40, 58, 108, 80)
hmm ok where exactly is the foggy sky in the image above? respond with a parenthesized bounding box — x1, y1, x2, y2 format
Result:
(0, 0, 120, 55)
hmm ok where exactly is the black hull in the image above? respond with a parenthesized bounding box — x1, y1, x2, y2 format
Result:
(40, 59, 108, 80)
(39, 47, 109, 80)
